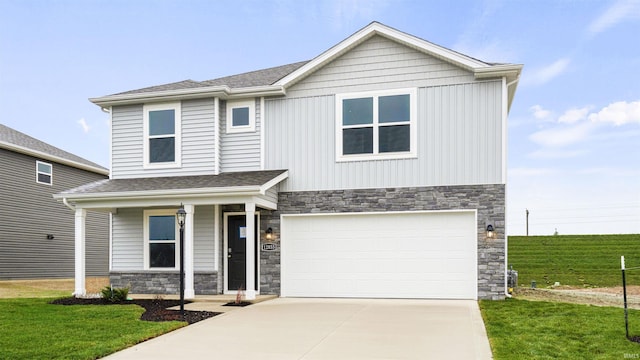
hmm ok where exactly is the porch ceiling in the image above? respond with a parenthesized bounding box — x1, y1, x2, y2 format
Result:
(54, 170, 288, 210)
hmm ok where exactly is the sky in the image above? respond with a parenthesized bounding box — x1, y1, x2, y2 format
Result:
(1, 0, 638, 235)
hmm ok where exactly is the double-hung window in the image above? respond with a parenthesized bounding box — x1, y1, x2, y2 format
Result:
(143, 102, 181, 168)
(336, 88, 417, 161)
(226, 99, 255, 133)
(144, 210, 179, 270)
(36, 161, 52, 185)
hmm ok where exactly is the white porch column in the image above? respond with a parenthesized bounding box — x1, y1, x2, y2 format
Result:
(184, 204, 195, 299)
(245, 202, 256, 300)
(74, 208, 86, 297)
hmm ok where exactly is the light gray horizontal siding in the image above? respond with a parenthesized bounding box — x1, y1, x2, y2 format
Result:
(111, 208, 143, 270)
(220, 98, 261, 172)
(0, 149, 108, 279)
(265, 187, 278, 204)
(286, 35, 475, 98)
(111, 99, 217, 179)
(194, 205, 215, 271)
(111, 206, 216, 271)
(265, 81, 503, 191)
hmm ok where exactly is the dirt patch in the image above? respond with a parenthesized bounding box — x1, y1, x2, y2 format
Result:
(514, 286, 640, 309)
(51, 297, 219, 324)
(0, 278, 109, 298)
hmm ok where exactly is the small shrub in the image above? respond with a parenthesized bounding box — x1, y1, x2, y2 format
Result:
(101, 286, 129, 303)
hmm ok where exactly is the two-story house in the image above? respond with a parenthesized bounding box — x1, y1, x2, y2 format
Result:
(0, 124, 109, 279)
(56, 22, 522, 300)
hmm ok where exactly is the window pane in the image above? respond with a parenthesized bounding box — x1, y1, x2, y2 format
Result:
(37, 173, 51, 184)
(343, 127, 373, 155)
(379, 94, 410, 123)
(37, 163, 51, 174)
(379, 125, 410, 153)
(232, 107, 250, 127)
(149, 215, 176, 240)
(343, 98, 373, 125)
(149, 137, 175, 163)
(150, 243, 175, 268)
(149, 110, 175, 136)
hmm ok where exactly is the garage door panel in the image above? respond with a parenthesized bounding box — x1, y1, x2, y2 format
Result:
(282, 211, 477, 299)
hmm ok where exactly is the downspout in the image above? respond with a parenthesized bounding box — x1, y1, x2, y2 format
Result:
(504, 75, 519, 299)
(62, 197, 75, 211)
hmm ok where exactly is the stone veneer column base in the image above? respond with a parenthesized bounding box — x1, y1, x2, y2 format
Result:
(109, 271, 218, 295)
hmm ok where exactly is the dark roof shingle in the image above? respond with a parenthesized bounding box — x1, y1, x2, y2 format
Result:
(60, 169, 287, 196)
(0, 124, 107, 172)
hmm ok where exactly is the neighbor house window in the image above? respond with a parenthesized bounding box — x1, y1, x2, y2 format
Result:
(36, 161, 52, 185)
(144, 210, 179, 270)
(143, 102, 181, 168)
(336, 88, 417, 161)
(226, 99, 255, 133)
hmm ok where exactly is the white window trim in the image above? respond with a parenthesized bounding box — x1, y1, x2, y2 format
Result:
(226, 99, 256, 134)
(143, 209, 180, 271)
(36, 160, 52, 185)
(143, 102, 182, 169)
(335, 88, 417, 162)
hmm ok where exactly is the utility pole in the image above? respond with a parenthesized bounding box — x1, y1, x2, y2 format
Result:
(526, 209, 529, 237)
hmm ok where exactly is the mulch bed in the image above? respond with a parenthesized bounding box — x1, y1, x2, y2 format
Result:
(51, 297, 220, 324)
(222, 301, 252, 307)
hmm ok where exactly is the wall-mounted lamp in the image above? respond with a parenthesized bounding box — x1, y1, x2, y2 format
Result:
(265, 227, 273, 241)
(46, 234, 55, 240)
(486, 224, 495, 239)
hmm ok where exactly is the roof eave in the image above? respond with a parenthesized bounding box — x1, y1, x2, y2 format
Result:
(54, 185, 264, 202)
(90, 85, 286, 107)
(0, 140, 109, 175)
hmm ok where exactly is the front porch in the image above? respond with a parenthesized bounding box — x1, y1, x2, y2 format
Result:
(54, 170, 288, 301)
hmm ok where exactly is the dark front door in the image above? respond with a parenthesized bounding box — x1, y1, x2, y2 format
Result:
(227, 215, 258, 291)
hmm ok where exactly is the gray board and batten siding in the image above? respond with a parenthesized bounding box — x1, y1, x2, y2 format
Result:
(265, 35, 504, 192)
(0, 149, 108, 279)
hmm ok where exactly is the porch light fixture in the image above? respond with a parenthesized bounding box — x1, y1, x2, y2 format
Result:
(176, 206, 187, 316)
(265, 227, 273, 241)
(486, 224, 495, 239)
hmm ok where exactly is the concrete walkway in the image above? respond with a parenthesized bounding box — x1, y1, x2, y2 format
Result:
(103, 298, 493, 360)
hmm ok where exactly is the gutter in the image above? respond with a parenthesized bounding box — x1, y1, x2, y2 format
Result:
(62, 197, 75, 211)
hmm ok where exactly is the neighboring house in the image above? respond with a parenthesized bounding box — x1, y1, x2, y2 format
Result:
(56, 22, 522, 300)
(0, 124, 109, 279)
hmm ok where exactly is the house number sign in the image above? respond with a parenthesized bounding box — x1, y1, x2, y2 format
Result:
(261, 243, 278, 252)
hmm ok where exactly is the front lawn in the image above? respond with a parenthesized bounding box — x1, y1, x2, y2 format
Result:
(0, 298, 185, 360)
(481, 298, 640, 359)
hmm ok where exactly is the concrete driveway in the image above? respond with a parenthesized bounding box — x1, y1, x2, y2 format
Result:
(104, 298, 493, 360)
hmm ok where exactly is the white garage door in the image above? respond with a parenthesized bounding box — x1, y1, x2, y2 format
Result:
(281, 211, 477, 299)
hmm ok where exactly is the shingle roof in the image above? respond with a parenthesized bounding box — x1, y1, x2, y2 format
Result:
(0, 123, 108, 172)
(112, 61, 309, 96)
(59, 169, 287, 196)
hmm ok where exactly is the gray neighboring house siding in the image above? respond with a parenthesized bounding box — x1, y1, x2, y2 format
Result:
(0, 148, 109, 279)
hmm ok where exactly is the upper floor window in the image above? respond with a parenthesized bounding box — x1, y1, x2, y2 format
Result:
(226, 99, 255, 133)
(143, 102, 181, 168)
(336, 88, 417, 162)
(36, 161, 52, 185)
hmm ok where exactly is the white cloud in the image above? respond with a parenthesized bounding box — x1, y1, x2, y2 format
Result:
(77, 118, 90, 133)
(588, 100, 640, 125)
(524, 58, 571, 86)
(528, 149, 587, 159)
(529, 121, 596, 147)
(558, 107, 591, 124)
(588, 0, 640, 35)
(508, 167, 555, 177)
(530, 105, 552, 120)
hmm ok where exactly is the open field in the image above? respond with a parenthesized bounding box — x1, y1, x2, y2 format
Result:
(0, 277, 109, 298)
(508, 234, 640, 288)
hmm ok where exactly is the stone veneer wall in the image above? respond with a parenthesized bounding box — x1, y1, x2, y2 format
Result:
(109, 271, 218, 295)
(260, 184, 506, 300)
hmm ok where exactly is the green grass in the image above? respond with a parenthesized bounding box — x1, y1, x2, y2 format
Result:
(508, 234, 640, 287)
(0, 298, 185, 360)
(481, 298, 640, 359)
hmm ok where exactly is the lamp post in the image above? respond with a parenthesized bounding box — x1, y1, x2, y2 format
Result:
(176, 206, 187, 316)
